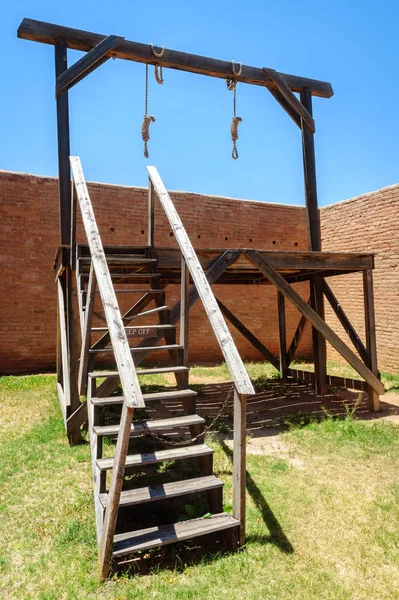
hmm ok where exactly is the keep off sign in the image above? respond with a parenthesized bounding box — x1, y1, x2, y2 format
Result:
(125, 327, 158, 338)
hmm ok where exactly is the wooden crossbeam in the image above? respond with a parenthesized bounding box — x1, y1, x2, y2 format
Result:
(263, 68, 315, 132)
(323, 280, 368, 364)
(56, 35, 124, 95)
(216, 298, 280, 371)
(245, 251, 385, 396)
(18, 18, 334, 98)
(286, 299, 310, 365)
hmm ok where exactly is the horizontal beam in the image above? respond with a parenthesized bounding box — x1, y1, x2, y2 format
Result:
(18, 18, 334, 98)
(56, 34, 124, 95)
(245, 250, 384, 396)
(287, 368, 368, 392)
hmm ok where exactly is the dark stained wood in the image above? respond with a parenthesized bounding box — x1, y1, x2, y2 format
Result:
(363, 270, 381, 411)
(148, 180, 155, 249)
(277, 291, 288, 377)
(265, 85, 301, 128)
(300, 88, 327, 394)
(216, 298, 280, 371)
(323, 280, 368, 364)
(55, 41, 71, 246)
(286, 301, 310, 365)
(263, 68, 315, 132)
(18, 18, 334, 98)
(245, 251, 384, 395)
(56, 35, 124, 95)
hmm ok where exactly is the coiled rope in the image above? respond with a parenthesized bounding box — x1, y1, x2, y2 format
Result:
(226, 61, 243, 160)
(150, 43, 165, 84)
(141, 45, 166, 158)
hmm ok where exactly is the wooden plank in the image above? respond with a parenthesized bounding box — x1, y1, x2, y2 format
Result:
(323, 280, 368, 364)
(89, 365, 188, 378)
(91, 388, 197, 406)
(70, 156, 145, 409)
(245, 251, 385, 396)
(216, 298, 279, 371)
(56, 35, 124, 95)
(113, 513, 240, 557)
(90, 344, 182, 354)
(148, 179, 155, 249)
(263, 68, 315, 132)
(97, 443, 213, 471)
(57, 277, 71, 406)
(94, 413, 205, 437)
(233, 390, 247, 546)
(99, 402, 134, 579)
(277, 291, 288, 377)
(147, 166, 254, 396)
(54, 41, 71, 245)
(301, 89, 320, 252)
(100, 475, 223, 508)
(363, 270, 380, 411)
(18, 19, 334, 98)
(78, 264, 96, 395)
(180, 258, 189, 368)
(287, 368, 369, 392)
(310, 275, 328, 395)
(265, 85, 301, 128)
(286, 302, 310, 365)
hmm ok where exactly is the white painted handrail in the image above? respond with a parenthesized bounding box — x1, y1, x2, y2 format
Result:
(70, 156, 145, 408)
(147, 166, 254, 396)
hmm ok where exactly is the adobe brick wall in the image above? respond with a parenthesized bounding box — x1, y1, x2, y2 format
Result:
(320, 184, 399, 374)
(0, 170, 312, 374)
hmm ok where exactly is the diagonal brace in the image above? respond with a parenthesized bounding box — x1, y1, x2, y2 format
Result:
(56, 34, 124, 95)
(216, 297, 280, 371)
(245, 250, 384, 396)
(263, 68, 315, 132)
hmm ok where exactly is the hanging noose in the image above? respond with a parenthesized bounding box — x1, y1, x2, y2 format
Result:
(141, 63, 156, 158)
(226, 61, 243, 160)
(151, 43, 165, 84)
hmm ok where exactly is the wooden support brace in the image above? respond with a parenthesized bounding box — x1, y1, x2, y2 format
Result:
(263, 68, 315, 132)
(363, 270, 381, 411)
(286, 299, 310, 365)
(245, 251, 384, 396)
(323, 280, 368, 365)
(216, 297, 280, 371)
(56, 35, 124, 95)
(277, 291, 288, 377)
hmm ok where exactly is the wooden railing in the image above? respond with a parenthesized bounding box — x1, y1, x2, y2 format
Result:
(70, 156, 145, 577)
(147, 166, 254, 545)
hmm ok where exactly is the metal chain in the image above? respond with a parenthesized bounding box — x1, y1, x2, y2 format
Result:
(133, 383, 234, 447)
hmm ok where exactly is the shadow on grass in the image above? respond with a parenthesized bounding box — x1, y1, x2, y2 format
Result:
(219, 440, 294, 555)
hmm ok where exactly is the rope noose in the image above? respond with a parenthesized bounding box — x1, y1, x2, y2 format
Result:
(226, 60, 242, 160)
(141, 63, 156, 158)
(151, 44, 165, 84)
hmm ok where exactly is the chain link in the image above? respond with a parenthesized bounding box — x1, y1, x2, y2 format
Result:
(133, 383, 234, 447)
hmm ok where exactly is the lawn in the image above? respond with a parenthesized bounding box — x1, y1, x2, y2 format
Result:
(1, 371, 399, 599)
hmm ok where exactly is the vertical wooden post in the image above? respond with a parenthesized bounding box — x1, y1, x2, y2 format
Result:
(300, 88, 327, 395)
(363, 270, 380, 411)
(148, 179, 155, 251)
(233, 388, 247, 546)
(180, 257, 189, 371)
(55, 41, 72, 246)
(277, 291, 288, 378)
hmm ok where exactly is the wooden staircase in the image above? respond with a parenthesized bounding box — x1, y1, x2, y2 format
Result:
(56, 156, 254, 578)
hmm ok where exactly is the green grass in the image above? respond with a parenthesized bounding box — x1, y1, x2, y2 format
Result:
(1, 374, 399, 598)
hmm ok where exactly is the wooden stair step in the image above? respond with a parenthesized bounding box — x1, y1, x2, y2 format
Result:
(89, 366, 188, 379)
(121, 305, 169, 319)
(99, 475, 222, 508)
(90, 344, 183, 354)
(79, 257, 157, 264)
(94, 289, 165, 294)
(91, 388, 197, 406)
(91, 324, 175, 332)
(93, 413, 204, 437)
(82, 273, 160, 279)
(113, 513, 240, 557)
(96, 443, 212, 471)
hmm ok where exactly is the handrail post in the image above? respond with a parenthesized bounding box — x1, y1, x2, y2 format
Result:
(233, 388, 247, 545)
(148, 178, 155, 252)
(180, 256, 189, 373)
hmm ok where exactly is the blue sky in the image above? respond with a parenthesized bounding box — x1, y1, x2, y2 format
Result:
(2, 1, 399, 206)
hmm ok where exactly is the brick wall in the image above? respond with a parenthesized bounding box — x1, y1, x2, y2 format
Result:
(320, 184, 399, 374)
(0, 170, 312, 374)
